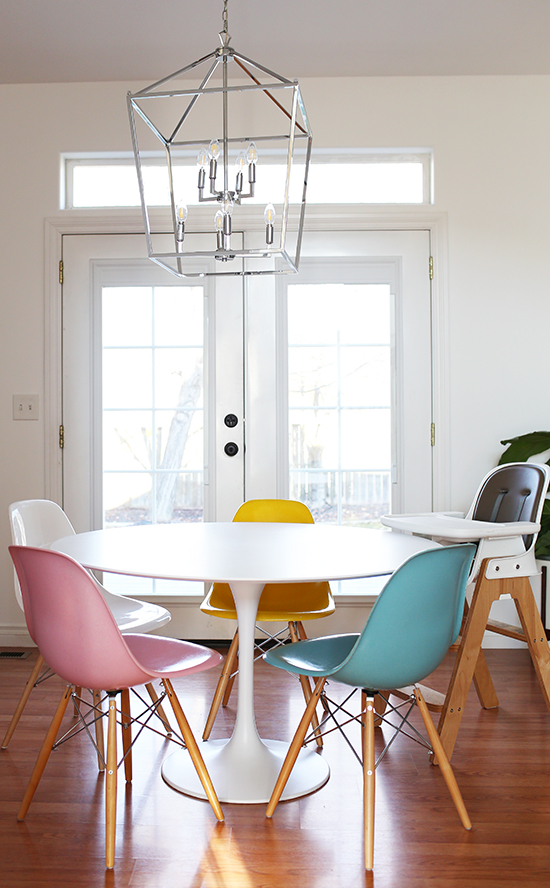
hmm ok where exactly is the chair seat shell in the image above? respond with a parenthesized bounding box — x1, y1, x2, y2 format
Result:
(200, 499, 335, 622)
(266, 545, 476, 692)
(9, 546, 222, 692)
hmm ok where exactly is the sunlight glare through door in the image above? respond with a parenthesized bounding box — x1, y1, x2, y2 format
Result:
(288, 283, 391, 527)
(102, 285, 204, 528)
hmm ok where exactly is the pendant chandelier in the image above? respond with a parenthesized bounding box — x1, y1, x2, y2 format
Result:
(127, 0, 312, 278)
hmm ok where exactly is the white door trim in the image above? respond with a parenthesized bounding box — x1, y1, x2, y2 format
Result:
(45, 206, 450, 512)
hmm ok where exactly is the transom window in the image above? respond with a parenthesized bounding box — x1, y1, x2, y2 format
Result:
(63, 151, 432, 208)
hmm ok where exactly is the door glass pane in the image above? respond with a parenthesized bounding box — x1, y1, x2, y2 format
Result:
(102, 285, 204, 528)
(288, 283, 391, 527)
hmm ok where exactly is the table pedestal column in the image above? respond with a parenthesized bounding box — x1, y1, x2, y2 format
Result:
(161, 581, 330, 804)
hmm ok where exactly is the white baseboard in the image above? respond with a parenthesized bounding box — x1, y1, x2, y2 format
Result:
(0, 625, 34, 647)
(0, 592, 535, 649)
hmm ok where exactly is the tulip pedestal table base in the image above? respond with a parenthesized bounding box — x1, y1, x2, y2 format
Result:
(162, 738, 329, 805)
(162, 579, 330, 803)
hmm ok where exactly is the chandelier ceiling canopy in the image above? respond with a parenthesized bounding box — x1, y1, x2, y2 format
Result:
(127, 0, 312, 278)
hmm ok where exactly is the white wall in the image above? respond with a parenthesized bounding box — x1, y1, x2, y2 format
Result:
(1, 75, 549, 643)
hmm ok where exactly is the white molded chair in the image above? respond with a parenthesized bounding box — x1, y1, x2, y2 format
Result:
(3, 500, 172, 751)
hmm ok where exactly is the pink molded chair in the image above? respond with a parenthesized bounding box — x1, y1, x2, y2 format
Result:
(9, 545, 224, 869)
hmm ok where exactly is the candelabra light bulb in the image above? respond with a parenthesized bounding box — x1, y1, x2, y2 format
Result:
(246, 142, 258, 165)
(197, 147, 209, 169)
(208, 139, 220, 185)
(235, 151, 246, 193)
(264, 203, 275, 245)
(176, 203, 188, 250)
(247, 142, 257, 185)
(209, 139, 221, 161)
(222, 196, 234, 216)
(215, 209, 224, 249)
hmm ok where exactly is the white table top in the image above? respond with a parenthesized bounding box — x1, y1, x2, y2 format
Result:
(381, 512, 539, 541)
(51, 521, 440, 804)
(51, 523, 439, 584)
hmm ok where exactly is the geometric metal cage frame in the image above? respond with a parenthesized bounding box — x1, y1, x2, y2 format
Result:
(127, 40, 312, 278)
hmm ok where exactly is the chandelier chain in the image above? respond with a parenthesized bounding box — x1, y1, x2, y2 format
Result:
(220, 0, 230, 45)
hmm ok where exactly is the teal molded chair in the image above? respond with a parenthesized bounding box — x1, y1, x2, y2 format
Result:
(264, 543, 476, 871)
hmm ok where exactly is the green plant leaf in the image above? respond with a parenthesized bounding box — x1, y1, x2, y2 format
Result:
(498, 431, 550, 465)
(535, 500, 550, 559)
(535, 529, 550, 559)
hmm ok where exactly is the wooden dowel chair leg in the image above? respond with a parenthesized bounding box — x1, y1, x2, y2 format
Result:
(413, 688, 471, 830)
(203, 630, 239, 740)
(2, 652, 45, 749)
(373, 692, 388, 727)
(145, 682, 172, 735)
(362, 691, 376, 871)
(163, 679, 224, 823)
(105, 694, 118, 869)
(222, 671, 237, 707)
(297, 673, 323, 746)
(120, 688, 132, 784)
(18, 684, 73, 821)
(93, 689, 105, 771)
(289, 621, 323, 747)
(266, 676, 327, 818)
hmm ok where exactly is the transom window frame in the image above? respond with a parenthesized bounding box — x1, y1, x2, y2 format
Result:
(61, 148, 433, 210)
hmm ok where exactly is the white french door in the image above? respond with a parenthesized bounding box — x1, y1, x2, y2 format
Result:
(61, 233, 245, 535)
(245, 229, 433, 516)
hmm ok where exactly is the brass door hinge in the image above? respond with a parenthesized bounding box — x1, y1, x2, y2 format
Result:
(59, 424, 65, 449)
(430, 422, 436, 447)
(429, 256, 434, 280)
(59, 260, 64, 285)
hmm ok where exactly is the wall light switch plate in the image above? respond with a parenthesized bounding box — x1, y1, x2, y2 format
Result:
(13, 394, 39, 421)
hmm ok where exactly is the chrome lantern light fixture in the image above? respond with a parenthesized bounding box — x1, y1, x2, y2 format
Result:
(127, 0, 312, 278)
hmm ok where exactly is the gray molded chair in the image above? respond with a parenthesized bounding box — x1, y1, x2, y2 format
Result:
(466, 461, 549, 578)
(3, 500, 172, 751)
(264, 544, 476, 871)
(9, 544, 223, 869)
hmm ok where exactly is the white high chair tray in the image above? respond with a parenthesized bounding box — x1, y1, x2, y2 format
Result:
(381, 513, 539, 540)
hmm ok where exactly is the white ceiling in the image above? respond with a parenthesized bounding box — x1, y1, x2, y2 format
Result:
(1, 0, 550, 84)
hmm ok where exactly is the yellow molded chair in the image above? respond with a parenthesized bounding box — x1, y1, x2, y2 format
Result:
(201, 499, 335, 740)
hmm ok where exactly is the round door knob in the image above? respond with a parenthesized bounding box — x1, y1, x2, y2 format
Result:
(224, 442, 239, 457)
(224, 413, 239, 428)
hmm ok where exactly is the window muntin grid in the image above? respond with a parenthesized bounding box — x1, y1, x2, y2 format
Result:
(288, 282, 392, 530)
(102, 284, 204, 529)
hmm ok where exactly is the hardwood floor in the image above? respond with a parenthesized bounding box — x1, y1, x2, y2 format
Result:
(1, 646, 550, 887)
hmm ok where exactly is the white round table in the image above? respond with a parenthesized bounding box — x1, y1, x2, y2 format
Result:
(52, 523, 438, 804)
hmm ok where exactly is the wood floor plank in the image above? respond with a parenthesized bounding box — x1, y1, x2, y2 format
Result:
(2, 648, 550, 886)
